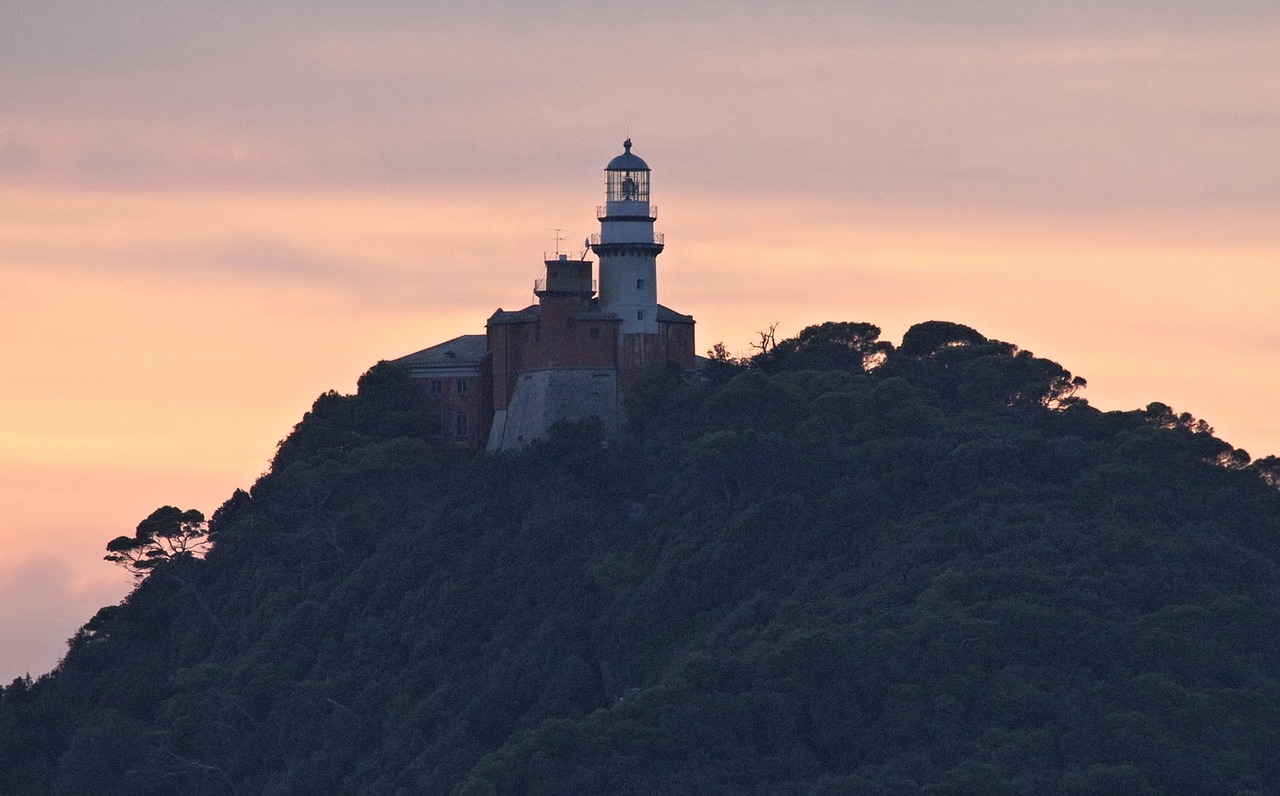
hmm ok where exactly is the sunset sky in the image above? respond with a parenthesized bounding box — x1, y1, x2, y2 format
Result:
(2, 0, 1278, 681)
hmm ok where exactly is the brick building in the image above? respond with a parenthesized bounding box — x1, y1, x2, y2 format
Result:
(394, 140, 695, 450)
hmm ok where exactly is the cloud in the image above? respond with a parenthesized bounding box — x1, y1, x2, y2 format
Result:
(0, 0, 1275, 224)
(208, 236, 348, 281)
(0, 187, 586, 322)
(0, 555, 128, 682)
(0, 133, 40, 174)
(73, 132, 175, 184)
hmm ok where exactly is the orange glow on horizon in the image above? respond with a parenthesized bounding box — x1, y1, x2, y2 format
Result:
(2, 178, 1278, 681)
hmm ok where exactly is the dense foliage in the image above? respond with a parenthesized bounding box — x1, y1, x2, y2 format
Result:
(3, 320, 1279, 795)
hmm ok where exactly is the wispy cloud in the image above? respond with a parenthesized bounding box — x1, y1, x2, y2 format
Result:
(1, 1, 1275, 222)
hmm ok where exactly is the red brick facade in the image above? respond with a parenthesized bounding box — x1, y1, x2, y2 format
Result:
(486, 256, 695, 421)
(395, 254, 695, 450)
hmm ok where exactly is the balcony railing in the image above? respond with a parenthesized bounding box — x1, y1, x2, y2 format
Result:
(588, 232, 664, 246)
(543, 251, 591, 262)
(598, 204, 657, 220)
(534, 277, 596, 293)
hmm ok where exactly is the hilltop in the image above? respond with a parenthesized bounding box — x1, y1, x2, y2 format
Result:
(3, 320, 1279, 795)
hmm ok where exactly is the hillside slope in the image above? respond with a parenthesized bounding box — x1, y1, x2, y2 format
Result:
(3, 320, 1279, 795)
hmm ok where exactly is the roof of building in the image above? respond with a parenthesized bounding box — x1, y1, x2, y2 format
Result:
(487, 305, 539, 325)
(657, 304, 695, 323)
(489, 303, 692, 326)
(606, 138, 649, 172)
(393, 334, 488, 368)
(491, 306, 617, 324)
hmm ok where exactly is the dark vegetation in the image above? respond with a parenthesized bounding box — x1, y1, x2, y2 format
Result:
(4, 319, 1280, 795)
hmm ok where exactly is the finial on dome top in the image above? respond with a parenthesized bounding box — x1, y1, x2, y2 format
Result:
(605, 139, 649, 173)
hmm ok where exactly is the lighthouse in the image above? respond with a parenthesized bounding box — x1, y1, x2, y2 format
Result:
(397, 140, 695, 451)
(592, 138, 663, 336)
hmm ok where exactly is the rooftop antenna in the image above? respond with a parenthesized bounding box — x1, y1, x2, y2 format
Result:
(550, 228, 565, 257)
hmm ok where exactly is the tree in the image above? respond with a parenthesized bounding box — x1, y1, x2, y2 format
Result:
(707, 342, 735, 363)
(753, 321, 891, 374)
(897, 320, 988, 359)
(887, 321, 1087, 410)
(1250, 455, 1280, 489)
(703, 342, 745, 385)
(748, 322, 779, 355)
(105, 507, 211, 578)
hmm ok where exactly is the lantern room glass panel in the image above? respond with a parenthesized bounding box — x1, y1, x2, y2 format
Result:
(606, 169, 650, 203)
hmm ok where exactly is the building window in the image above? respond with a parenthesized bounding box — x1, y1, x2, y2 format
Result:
(636, 278, 645, 290)
(456, 378, 469, 396)
(590, 327, 600, 340)
(636, 309, 644, 321)
(455, 411, 469, 438)
(427, 412, 444, 438)
(428, 378, 443, 397)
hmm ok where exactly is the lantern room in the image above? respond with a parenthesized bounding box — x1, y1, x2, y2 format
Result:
(604, 138, 651, 204)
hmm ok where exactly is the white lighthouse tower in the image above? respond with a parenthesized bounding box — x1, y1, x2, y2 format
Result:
(591, 139, 663, 336)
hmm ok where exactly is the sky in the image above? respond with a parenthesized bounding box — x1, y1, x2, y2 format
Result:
(1, 0, 1278, 681)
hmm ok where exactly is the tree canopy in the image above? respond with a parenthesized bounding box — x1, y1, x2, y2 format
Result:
(3, 319, 1278, 795)
(751, 321, 892, 374)
(104, 507, 210, 577)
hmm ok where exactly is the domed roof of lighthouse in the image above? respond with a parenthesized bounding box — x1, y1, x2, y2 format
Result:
(606, 138, 649, 171)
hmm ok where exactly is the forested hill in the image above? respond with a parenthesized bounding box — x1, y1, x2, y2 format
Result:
(4, 320, 1280, 795)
